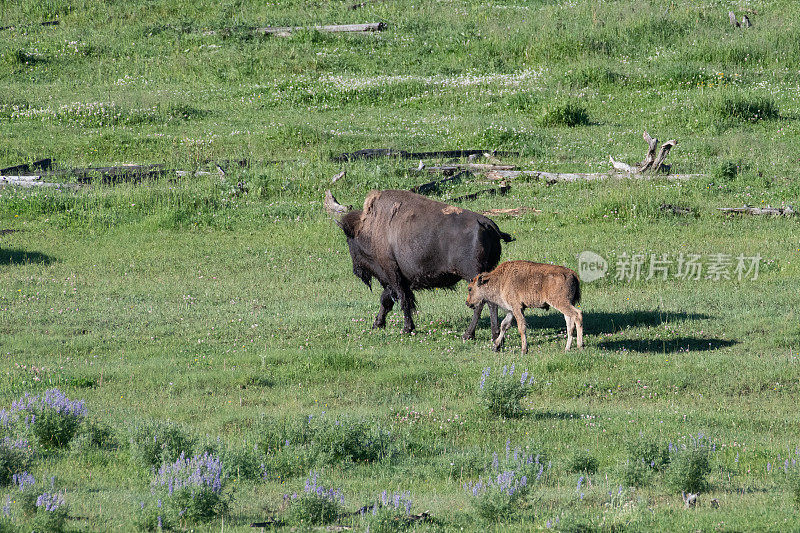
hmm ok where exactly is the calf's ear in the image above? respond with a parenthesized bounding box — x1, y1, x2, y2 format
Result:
(477, 274, 488, 286)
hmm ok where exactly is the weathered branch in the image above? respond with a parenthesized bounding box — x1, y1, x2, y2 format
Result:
(610, 131, 677, 174)
(0, 158, 53, 174)
(660, 203, 694, 215)
(481, 206, 541, 217)
(0, 20, 58, 32)
(718, 205, 795, 216)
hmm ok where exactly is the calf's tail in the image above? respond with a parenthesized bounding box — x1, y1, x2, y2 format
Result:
(572, 275, 581, 305)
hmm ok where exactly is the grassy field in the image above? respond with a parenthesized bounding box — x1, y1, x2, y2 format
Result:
(2, 0, 800, 531)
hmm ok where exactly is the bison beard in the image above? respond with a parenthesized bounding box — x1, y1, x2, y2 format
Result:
(335, 189, 513, 339)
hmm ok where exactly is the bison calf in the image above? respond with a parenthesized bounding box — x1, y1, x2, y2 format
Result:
(466, 260, 583, 353)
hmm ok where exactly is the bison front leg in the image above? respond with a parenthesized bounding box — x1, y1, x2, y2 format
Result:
(372, 287, 395, 329)
(462, 301, 485, 340)
(462, 302, 501, 342)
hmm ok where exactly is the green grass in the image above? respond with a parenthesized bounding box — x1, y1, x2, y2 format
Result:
(2, 0, 800, 530)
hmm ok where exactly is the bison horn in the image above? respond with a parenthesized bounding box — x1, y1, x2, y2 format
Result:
(324, 190, 352, 222)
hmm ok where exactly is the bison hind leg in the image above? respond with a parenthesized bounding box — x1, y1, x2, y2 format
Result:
(372, 287, 395, 329)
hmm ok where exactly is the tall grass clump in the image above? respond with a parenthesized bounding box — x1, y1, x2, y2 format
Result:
(479, 366, 534, 418)
(616, 436, 670, 487)
(538, 100, 590, 127)
(664, 434, 715, 494)
(257, 414, 397, 469)
(129, 420, 196, 469)
(712, 92, 779, 123)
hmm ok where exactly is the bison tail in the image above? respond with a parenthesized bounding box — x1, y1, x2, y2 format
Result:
(572, 276, 581, 305)
(479, 218, 514, 242)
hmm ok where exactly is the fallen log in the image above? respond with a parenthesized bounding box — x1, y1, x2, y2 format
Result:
(486, 170, 703, 183)
(409, 170, 467, 194)
(0, 158, 53, 175)
(451, 183, 510, 203)
(660, 203, 694, 215)
(332, 149, 518, 162)
(423, 163, 515, 174)
(256, 22, 386, 36)
(0, 20, 59, 31)
(0, 176, 81, 189)
(718, 205, 795, 216)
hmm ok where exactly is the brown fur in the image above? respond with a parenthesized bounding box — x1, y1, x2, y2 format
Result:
(466, 260, 583, 353)
(336, 189, 514, 338)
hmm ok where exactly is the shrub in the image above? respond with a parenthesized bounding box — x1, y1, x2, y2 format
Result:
(71, 419, 118, 453)
(0, 438, 33, 487)
(12, 389, 86, 448)
(479, 365, 534, 418)
(129, 420, 195, 468)
(283, 472, 344, 526)
(566, 450, 599, 474)
(538, 101, 590, 127)
(361, 491, 414, 533)
(30, 491, 68, 533)
(150, 452, 230, 525)
(312, 416, 393, 464)
(463, 441, 549, 522)
(664, 435, 715, 493)
(13, 474, 68, 533)
(257, 414, 397, 468)
(714, 160, 742, 181)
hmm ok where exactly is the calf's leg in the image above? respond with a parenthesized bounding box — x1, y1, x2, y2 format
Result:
(512, 307, 528, 354)
(493, 311, 515, 352)
(554, 302, 583, 351)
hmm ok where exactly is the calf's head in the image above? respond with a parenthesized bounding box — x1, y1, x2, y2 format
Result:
(466, 273, 490, 308)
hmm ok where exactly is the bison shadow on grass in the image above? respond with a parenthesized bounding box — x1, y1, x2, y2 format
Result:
(0, 248, 54, 266)
(473, 309, 736, 353)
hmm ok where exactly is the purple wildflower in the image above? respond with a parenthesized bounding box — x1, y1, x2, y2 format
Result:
(35, 491, 64, 512)
(479, 367, 490, 390)
(154, 452, 225, 496)
(12, 471, 35, 491)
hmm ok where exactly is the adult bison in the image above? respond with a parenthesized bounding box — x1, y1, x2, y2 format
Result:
(325, 189, 514, 339)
